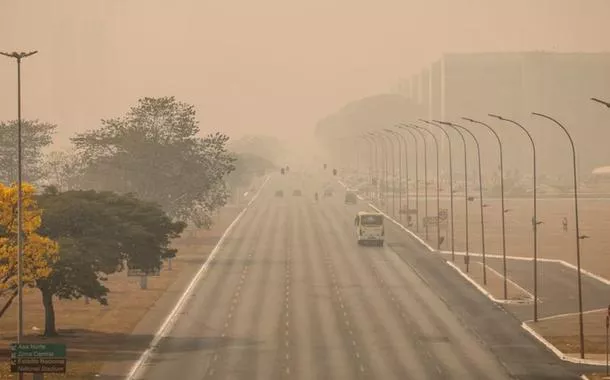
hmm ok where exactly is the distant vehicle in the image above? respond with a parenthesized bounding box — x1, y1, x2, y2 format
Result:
(344, 191, 358, 204)
(292, 189, 302, 196)
(324, 188, 333, 197)
(275, 190, 284, 197)
(354, 211, 384, 246)
(280, 168, 285, 175)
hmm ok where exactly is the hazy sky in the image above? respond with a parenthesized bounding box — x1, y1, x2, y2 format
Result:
(2, 0, 610, 150)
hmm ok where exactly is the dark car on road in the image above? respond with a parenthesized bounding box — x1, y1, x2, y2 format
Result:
(344, 191, 358, 204)
(275, 190, 284, 197)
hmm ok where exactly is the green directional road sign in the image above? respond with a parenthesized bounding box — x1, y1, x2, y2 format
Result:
(10, 343, 67, 373)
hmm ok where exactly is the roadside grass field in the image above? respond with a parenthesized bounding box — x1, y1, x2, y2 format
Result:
(0, 206, 241, 379)
(382, 196, 610, 279)
(527, 309, 610, 356)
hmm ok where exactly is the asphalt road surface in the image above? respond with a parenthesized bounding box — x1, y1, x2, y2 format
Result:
(136, 174, 582, 380)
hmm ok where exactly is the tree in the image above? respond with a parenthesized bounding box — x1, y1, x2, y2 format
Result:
(0, 183, 59, 319)
(36, 187, 185, 336)
(0, 120, 56, 185)
(71, 97, 235, 227)
(225, 153, 275, 189)
(40, 150, 82, 191)
(228, 135, 285, 164)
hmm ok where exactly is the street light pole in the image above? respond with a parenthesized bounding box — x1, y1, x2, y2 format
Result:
(532, 112, 585, 359)
(392, 128, 411, 224)
(449, 123, 487, 284)
(398, 124, 420, 232)
(438, 121, 471, 273)
(463, 117, 508, 300)
(406, 124, 430, 240)
(368, 133, 380, 202)
(372, 132, 389, 210)
(360, 136, 374, 199)
(420, 119, 455, 262)
(413, 123, 442, 250)
(385, 129, 403, 221)
(490, 114, 540, 322)
(381, 131, 397, 218)
(0, 51, 38, 363)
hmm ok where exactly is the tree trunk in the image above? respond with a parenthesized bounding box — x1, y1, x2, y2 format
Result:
(0, 290, 18, 319)
(41, 287, 57, 337)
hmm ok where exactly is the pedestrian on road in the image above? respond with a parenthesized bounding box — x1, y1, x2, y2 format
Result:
(562, 217, 568, 232)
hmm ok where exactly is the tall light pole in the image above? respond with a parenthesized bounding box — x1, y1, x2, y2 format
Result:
(438, 120, 471, 273)
(406, 124, 430, 240)
(490, 114, 540, 322)
(360, 135, 375, 199)
(385, 129, 403, 221)
(392, 127, 410, 224)
(413, 123, 442, 250)
(463, 117, 508, 300)
(532, 112, 586, 359)
(398, 124, 420, 232)
(371, 132, 389, 209)
(420, 119, 455, 262)
(1, 50, 38, 362)
(449, 123, 488, 284)
(381, 131, 397, 217)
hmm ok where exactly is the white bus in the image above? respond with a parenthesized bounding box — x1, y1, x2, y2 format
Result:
(354, 211, 384, 246)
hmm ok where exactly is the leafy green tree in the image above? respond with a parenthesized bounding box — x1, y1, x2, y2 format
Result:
(36, 187, 185, 336)
(0, 120, 56, 184)
(71, 97, 235, 227)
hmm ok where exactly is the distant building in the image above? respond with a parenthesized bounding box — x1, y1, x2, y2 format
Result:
(405, 52, 610, 183)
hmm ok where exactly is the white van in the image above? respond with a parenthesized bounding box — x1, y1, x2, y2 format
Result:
(354, 211, 384, 246)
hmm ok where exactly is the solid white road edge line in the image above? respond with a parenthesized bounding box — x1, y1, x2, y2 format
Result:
(524, 308, 607, 323)
(125, 175, 271, 380)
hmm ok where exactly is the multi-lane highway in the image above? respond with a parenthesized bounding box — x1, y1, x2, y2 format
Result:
(136, 173, 581, 380)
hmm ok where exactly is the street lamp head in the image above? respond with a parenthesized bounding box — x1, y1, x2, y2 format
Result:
(0, 50, 38, 59)
(591, 97, 610, 108)
(488, 113, 504, 120)
(462, 117, 476, 123)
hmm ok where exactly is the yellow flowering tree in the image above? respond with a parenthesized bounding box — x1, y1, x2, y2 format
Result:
(0, 182, 58, 317)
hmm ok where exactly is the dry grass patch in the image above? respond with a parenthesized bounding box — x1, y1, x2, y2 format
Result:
(528, 309, 609, 355)
(0, 206, 241, 379)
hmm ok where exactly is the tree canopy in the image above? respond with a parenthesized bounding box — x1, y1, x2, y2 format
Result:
(36, 187, 186, 336)
(0, 183, 59, 319)
(70, 97, 235, 227)
(0, 120, 56, 185)
(226, 153, 275, 189)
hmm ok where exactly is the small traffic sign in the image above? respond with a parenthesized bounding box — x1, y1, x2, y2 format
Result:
(10, 343, 67, 373)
